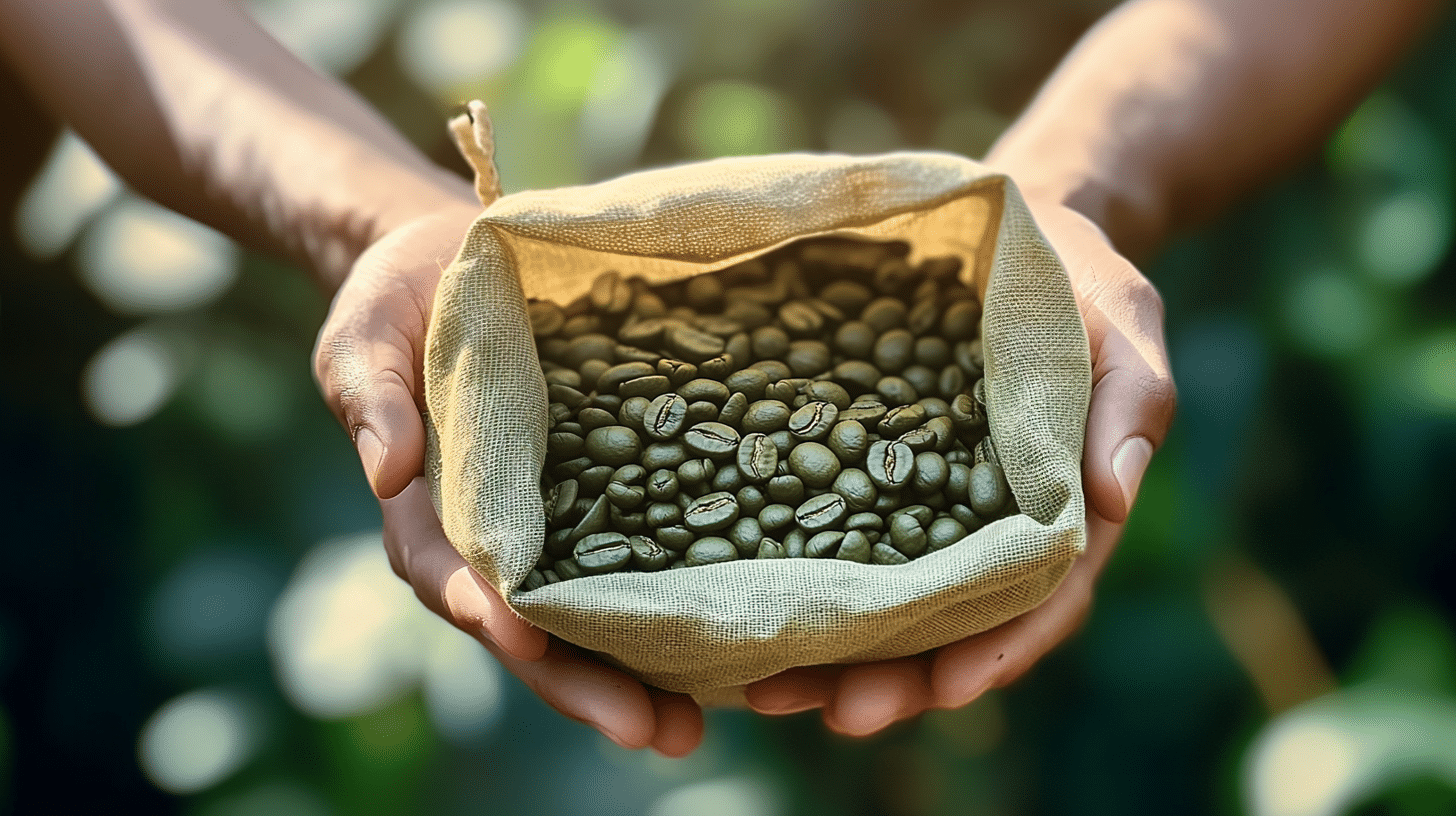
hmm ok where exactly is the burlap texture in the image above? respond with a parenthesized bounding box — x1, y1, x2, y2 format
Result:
(424, 148, 1091, 694)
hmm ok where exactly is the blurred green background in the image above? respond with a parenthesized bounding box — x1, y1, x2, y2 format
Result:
(2, 1, 1454, 814)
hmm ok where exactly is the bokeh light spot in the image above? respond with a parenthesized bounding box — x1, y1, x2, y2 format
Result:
(82, 327, 180, 427)
(138, 688, 258, 795)
(422, 627, 504, 744)
(1356, 190, 1452, 286)
(1252, 718, 1358, 816)
(676, 80, 805, 158)
(1282, 268, 1379, 358)
(146, 548, 280, 670)
(77, 197, 238, 314)
(397, 0, 526, 95)
(1404, 329, 1456, 414)
(520, 10, 622, 113)
(580, 32, 671, 175)
(15, 130, 119, 261)
(195, 779, 330, 816)
(247, 0, 398, 76)
(648, 777, 782, 816)
(190, 341, 294, 443)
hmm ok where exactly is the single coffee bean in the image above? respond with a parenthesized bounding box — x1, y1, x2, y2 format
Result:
(833, 360, 882, 394)
(955, 338, 985, 377)
(554, 557, 584, 580)
(711, 462, 746, 493)
(607, 506, 647, 535)
(591, 394, 625, 415)
(786, 340, 832, 377)
(946, 463, 973, 504)
(683, 491, 740, 532)
(873, 329, 915, 373)
(725, 368, 770, 401)
(598, 361, 656, 394)
(949, 503, 985, 533)
(584, 425, 642, 467)
(736, 485, 768, 516)
(941, 299, 981, 341)
(845, 511, 884, 532)
(605, 482, 646, 510)
(831, 468, 878, 512)
(879, 404, 927, 437)
(569, 495, 612, 542)
(919, 255, 962, 280)
(866, 440, 915, 490)
(834, 320, 877, 359)
(756, 538, 786, 559)
(795, 492, 849, 533)
(577, 465, 614, 496)
(528, 300, 566, 337)
(685, 400, 719, 424)
(726, 331, 753, 365)
(751, 360, 793, 381)
(657, 524, 694, 552)
(685, 536, 738, 566)
(871, 542, 910, 565)
(926, 517, 969, 552)
(898, 425, 938, 453)
(677, 378, 730, 404)
(737, 433, 779, 483)
(742, 399, 791, 433)
(547, 403, 573, 425)
(629, 536, 670, 571)
(695, 316, 744, 340)
(667, 324, 726, 363)
(921, 491, 948, 511)
(643, 393, 688, 440)
(548, 383, 590, 410)
(937, 365, 967, 399)
(912, 451, 950, 495)
(562, 333, 616, 368)
(657, 358, 698, 387)
(861, 296, 907, 332)
(547, 479, 581, 526)
(910, 335, 951, 369)
(544, 527, 576, 558)
(521, 569, 547, 591)
(783, 528, 808, 558)
(758, 503, 796, 532)
(873, 258, 917, 294)
(806, 530, 846, 558)
(577, 407, 617, 433)
(728, 517, 764, 557)
(619, 375, 672, 400)
(641, 441, 688, 471)
(876, 376, 919, 406)
(543, 368, 581, 389)
(802, 381, 851, 409)
(750, 325, 790, 360)
(837, 530, 872, 563)
(888, 513, 928, 557)
(619, 317, 668, 348)
(547, 432, 585, 462)
(789, 401, 839, 442)
(839, 399, 888, 425)
(969, 461, 1011, 517)
(589, 271, 633, 314)
(819, 280, 874, 314)
(613, 463, 646, 485)
(684, 274, 725, 310)
(724, 299, 772, 329)
(779, 300, 825, 337)
(768, 430, 795, 457)
(903, 365, 938, 401)
(646, 469, 680, 501)
(551, 456, 594, 481)
(684, 421, 741, 458)
(767, 474, 805, 505)
(805, 297, 846, 325)
(699, 354, 736, 380)
(788, 442, 842, 488)
(615, 396, 648, 432)
(677, 458, 717, 487)
(892, 504, 935, 527)
(907, 299, 939, 336)
(645, 501, 682, 528)
(719, 391, 749, 427)
(827, 420, 869, 464)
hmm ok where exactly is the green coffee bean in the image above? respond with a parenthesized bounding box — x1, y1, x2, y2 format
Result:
(711, 463, 746, 493)
(873, 329, 915, 373)
(941, 300, 980, 340)
(598, 362, 655, 394)
(903, 365, 938, 400)
(735, 485, 767, 517)
(837, 530, 872, 563)
(685, 537, 738, 566)
(806, 530, 846, 558)
(642, 441, 688, 471)
(551, 456, 593, 481)
(548, 383, 590, 410)
(911, 451, 950, 495)
(751, 360, 793, 381)
(743, 400, 791, 433)
(873, 258, 917, 294)
(819, 280, 874, 314)
(845, 511, 884, 532)
(643, 394, 688, 440)
(876, 376, 918, 406)
(583, 425, 642, 467)
(832, 468, 878, 512)
(756, 538, 787, 559)
(839, 400, 888, 425)
(667, 324, 726, 362)
(786, 340, 832, 377)
(968, 461, 1011, 517)
(827, 420, 869, 464)
(547, 432, 585, 462)
(728, 517, 764, 557)
(833, 360, 882, 394)
(758, 503, 795, 532)
(577, 465, 614, 496)
(629, 536, 670, 571)
(763, 380, 799, 403)
(751, 326, 790, 360)
(548, 479, 581, 526)
(658, 358, 698, 386)
(768, 430, 795, 457)
(725, 299, 772, 328)
(684, 421, 740, 458)
(861, 297, 907, 332)
(782, 528, 808, 558)
(657, 525, 694, 551)
(605, 482, 646, 510)
(685, 400, 719, 424)
(898, 426, 937, 453)
(562, 333, 615, 368)
(554, 557, 585, 580)
(619, 317, 667, 347)
(544, 368, 581, 389)
(834, 320, 877, 359)
(907, 300, 939, 336)
(618, 375, 671, 399)
(871, 543, 910, 565)
(719, 391, 749, 426)
(937, 365, 966, 399)
(569, 495, 612, 543)
(779, 300, 825, 337)
(866, 440, 915, 490)
(737, 433, 779, 483)
(788, 442, 841, 488)
(725, 368, 770, 401)
(699, 354, 736, 380)
(879, 404, 927, 437)
(646, 469, 679, 501)
(766, 474, 806, 506)
(529, 301, 566, 336)
(683, 491, 740, 532)
(645, 501, 682, 528)
(887, 513, 928, 558)
(795, 492, 848, 532)
(521, 569, 548, 591)
(949, 503, 984, 533)
(789, 402, 839, 442)
(577, 408, 616, 433)
(926, 517, 968, 552)
(677, 458, 716, 486)
(677, 378, 730, 404)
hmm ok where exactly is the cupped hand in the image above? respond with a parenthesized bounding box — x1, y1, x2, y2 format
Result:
(312, 203, 704, 756)
(745, 199, 1176, 736)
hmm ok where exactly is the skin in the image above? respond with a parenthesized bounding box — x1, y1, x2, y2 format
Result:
(0, 0, 1439, 752)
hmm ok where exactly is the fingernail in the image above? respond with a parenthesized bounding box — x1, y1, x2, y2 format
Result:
(355, 428, 384, 490)
(750, 690, 821, 715)
(1112, 437, 1154, 516)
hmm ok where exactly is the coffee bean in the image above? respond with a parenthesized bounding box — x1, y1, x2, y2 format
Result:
(751, 360, 793, 381)
(871, 542, 910, 565)
(831, 468, 878, 512)
(684, 274, 725, 311)
(619, 317, 667, 348)
(589, 271, 633, 314)
(677, 378, 731, 404)
(645, 501, 682, 528)
(554, 557, 584, 580)
(529, 301, 566, 337)
(646, 469, 680, 501)
(756, 538, 787, 559)
(725, 369, 771, 402)
(551, 456, 594, 481)
(743, 400, 791, 433)
(955, 338, 984, 378)
(562, 333, 616, 368)
(866, 440, 915, 490)
(907, 300, 939, 336)
(903, 365, 938, 400)
(521, 569, 547, 591)
(806, 531, 846, 558)
(945, 463, 972, 504)
(879, 404, 927, 437)
(677, 458, 716, 487)
(683, 491, 740, 532)
(888, 513, 928, 557)
(569, 495, 612, 542)
(949, 503, 984, 533)
(726, 331, 753, 365)
(736, 485, 768, 516)
(576, 408, 614, 433)
(779, 300, 825, 337)
(584, 425, 642, 467)
(719, 391, 749, 426)
(607, 506, 647, 535)
(618, 375, 671, 399)
(819, 280, 874, 314)
(547, 432, 585, 462)
(795, 492, 848, 532)
(826, 420, 869, 464)
(685, 537, 738, 566)
(684, 422, 740, 458)
(711, 462, 746, 493)
(737, 433, 779, 483)
(873, 258, 917, 294)
(837, 530, 872, 563)
(768, 430, 794, 457)
(548, 383, 590, 410)
(667, 324, 726, 363)
(789, 401, 839, 442)
(802, 381, 851, 409)
(838, 400, 888, 426)
(591, 394, 625, 415)
(845, 511, 884, 532)
(643, 393, 688, 440)
(548, 479, 581, 526)
(685, 400, 719, 424)
(898, 426, 938, 453)
(605, 482, 646, 510)
(941, 300, 981, 341)
(834, 320, 877, 359)
(912, 452, 950, 495)
(861, 297, 907, 332)
(783, 528, 808, 558)
(873, 329, 915, 373)
(767, 474, 805, 505)
(544, 368, 581, 389)
(629, 536, 670, 571)
(657, 358, 698, 387)
(728, 517, 764, 557)
(926, 517, 968, 552)
(597, 362, 655, 394)
(699, 354, 736, 380)
(876, 376, 918, 406)
(751, 326, 790, 360)
(833, 360, 882, 394)
(788, 442, 841, 488)
(786, 340, 832, 377)
(577, 465, 614, 496)
(758, 503, 795, 532)
(641, 440, 688, 471)
(968, 461, 1011, 517)
(657, 525, 694, 552)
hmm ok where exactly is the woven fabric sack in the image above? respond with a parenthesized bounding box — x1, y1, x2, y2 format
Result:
(424, 103, 1091, 695)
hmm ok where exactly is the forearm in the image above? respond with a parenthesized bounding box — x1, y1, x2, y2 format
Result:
(0, 0, 474, 290)
(987, 0, 1442, 259)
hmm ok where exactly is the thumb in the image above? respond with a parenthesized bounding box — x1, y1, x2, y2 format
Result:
(313, 297, 429, 500)
(1082, 324, 1176, 523)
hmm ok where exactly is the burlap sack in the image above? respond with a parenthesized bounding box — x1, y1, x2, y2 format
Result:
(424, 104, 1091, 694)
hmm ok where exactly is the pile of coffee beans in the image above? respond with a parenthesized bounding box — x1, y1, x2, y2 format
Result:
(524, 237, 1016, 589)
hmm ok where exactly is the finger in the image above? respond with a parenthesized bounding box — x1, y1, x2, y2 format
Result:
(485, 637, 658, 750)
(823, 658, 932, 737)
(744, 665, 840, 715)
(929, 514, 1118, 708)
(382, 478, 548, 661)
(1077, 295, 1176, 525)
(313, 289, 429, 500)
(647, 689, 705, 758)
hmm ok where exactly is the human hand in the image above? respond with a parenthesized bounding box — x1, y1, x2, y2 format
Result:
(744, 198, 1176, 735)
(312, 204, 705, 756)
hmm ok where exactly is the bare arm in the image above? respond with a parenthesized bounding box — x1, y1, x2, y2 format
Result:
(0, 0, 474, 289)
(989, 0, 1444, 259)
